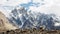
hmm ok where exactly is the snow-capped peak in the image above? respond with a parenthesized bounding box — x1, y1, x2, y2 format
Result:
(7, 7, 60, 30)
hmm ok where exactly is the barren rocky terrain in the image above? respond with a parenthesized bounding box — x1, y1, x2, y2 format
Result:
(0, 11, 18, 31)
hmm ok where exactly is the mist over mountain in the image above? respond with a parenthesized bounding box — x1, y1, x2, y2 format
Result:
(7, 7, 60, 30)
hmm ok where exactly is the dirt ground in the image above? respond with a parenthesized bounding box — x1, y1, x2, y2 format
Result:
(0, 28, 60, 34)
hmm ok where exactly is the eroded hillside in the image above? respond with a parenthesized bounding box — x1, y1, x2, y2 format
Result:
(0, 11, 18, 31)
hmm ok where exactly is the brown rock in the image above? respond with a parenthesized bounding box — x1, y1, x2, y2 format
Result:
(0, 11, 18, 31)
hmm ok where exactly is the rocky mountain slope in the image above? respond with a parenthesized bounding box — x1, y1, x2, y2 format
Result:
(8, 7, 60, 30)
(0, 11, 18, 31)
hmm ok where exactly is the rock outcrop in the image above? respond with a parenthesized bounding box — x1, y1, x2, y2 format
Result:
(0, 12, 18, 31)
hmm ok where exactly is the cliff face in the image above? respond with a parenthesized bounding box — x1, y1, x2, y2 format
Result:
(0, 12, 18, 31)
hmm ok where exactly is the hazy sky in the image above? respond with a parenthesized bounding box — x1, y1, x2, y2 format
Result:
(0, 0, 60, 16)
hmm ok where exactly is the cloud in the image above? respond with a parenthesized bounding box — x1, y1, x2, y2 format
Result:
(54, 23, 60, 26)
(0, 0, 31, 17)
(0, 0, 60, 17)
(33, 0, 43, 3)
(0, 0, 31, 6)
(29, 0, 60, 16)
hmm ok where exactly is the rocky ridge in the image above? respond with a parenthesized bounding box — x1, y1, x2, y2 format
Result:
(0, 11, 18, 31)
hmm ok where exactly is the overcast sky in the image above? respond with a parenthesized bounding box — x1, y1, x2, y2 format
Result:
(0, 0, 60, 16)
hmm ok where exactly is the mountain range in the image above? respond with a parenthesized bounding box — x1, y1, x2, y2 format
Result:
(7, 7, 60, 30)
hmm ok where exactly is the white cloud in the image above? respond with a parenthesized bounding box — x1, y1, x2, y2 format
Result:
(47, 5, 60, 16)
(29, 6, 47, 14)
(33, 0, 43, 3)
(0, 0, 31, 17)
(29, 0, 54, 14)
(0, 0, 60, 17)
(54, 23, 60, 26)
(0, 0, 30, 6)
(33, 0, 54, 5)
(29, 0, 60, 16)
(53, 0, 60, 4)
